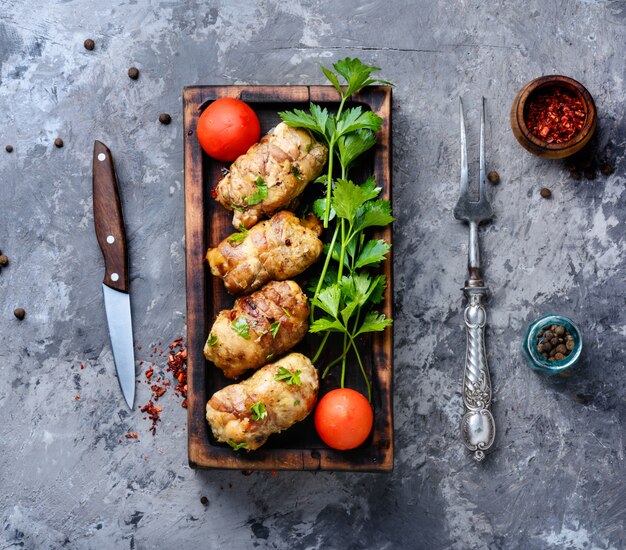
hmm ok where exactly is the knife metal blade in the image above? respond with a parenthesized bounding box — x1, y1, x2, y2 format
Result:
(93, 140, 136, 409)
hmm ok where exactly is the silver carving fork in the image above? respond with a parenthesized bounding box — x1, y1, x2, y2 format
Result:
(454, 98, 496, 462)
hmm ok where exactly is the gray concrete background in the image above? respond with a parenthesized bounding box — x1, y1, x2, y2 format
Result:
(1, 1, 625, 548)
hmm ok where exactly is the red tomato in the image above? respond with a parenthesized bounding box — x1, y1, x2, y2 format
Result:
(314, 388, 373, 450)
(197, 98, 260, 162)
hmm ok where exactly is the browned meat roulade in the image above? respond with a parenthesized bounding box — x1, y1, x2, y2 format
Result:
(204, 280, 309, 379)
(206, 353, 318, 451)
(215, 122, 328, 229)
(206, 211, 323, 296)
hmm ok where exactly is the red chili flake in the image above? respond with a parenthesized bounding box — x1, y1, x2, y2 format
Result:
(141, 400, 161, 434)
(271, 471, 277, 477)
(125, 432, 138, 439)
(152, 385, 167, 399)
(145, 368, 154, 380)
(211, 188, 217, 199)
(80, 363, 84, 370)
(524, 87, 586, 144)
(74, 394, 80, 400)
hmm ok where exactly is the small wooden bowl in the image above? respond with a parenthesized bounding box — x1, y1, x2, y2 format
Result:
(510, 75, 596, 159)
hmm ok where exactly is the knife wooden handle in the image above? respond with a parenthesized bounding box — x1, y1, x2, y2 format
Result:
(93, 140, 129, 293)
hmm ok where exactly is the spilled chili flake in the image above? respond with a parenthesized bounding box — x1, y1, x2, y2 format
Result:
(524, 87, 586, 144)
(138, 337, 188, 435)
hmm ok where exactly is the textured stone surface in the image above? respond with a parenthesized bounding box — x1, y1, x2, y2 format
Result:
(1, 1, 625, 548)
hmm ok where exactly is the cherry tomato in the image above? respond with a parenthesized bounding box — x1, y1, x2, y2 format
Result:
(197, 98, 260, 162)
(314, 388, 373, 450)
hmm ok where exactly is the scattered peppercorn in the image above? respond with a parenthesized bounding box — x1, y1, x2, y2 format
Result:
(569, 169, 582, 180)
(600, 163, 614, 176)
(540, 187, 552, 199)
(14, 308, 25, 320)
(159, 113, 172, 125)
(241, 470, 254, 476)
(0, 254, 8, 266)
(487, 170, 500, 184)
(84, 38, 95, 51)
(200, 496, 209, 506)
(54, 138, 64, 148)
(128, 67, 140, 80)
(5, 145, 13, 153)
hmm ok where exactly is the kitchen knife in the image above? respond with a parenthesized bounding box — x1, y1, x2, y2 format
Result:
(93, 140, 135, 409)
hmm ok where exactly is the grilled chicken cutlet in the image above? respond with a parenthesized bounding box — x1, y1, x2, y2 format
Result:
(206, 211, 323, 296)
(215, 122, 328, 229)
(206, 353, 318, 451)
(204, 280, 309, 379)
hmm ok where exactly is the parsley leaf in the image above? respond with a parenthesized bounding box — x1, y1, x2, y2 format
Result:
(231, 317, 250, 339)
(247, 176, 268, 206)
(312, 285, 341, 318)
(338, 129, 377, 170)
(333, 57, 393, 97)
(354, 199, 394, 232)
(336, 107, 382, 137)
(354, 239, 391, 269)
(250, 402, 267, 421)
(292, 165, 302, 179)
(228, 224, 249, 245)
(309, 317, 344, 333)
(274, 366, 302, 386)
(206, 333, 218, 347)
(270, 321, 280, 338)
(280, 307, 292, 317)
(228, 440, 248, 451)
(278, 108, 322, 135)
(356, 312, 393, 336)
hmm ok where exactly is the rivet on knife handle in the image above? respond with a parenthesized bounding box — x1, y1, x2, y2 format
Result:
(93, 140, 129, 293)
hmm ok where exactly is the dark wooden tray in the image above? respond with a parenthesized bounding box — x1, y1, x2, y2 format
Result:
(183, 85, 393, 471)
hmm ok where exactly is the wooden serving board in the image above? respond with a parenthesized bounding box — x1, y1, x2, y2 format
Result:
(183, 85, 393, 471)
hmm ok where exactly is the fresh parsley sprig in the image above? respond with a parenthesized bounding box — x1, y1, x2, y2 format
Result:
(274, 366, 302, 386)
(250, 402, 267, 421)
(279, 57, 389, 228)
(279, 58, 393, 402)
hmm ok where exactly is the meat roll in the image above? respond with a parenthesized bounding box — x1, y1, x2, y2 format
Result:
(204, 280, 309, 379)
(206, 211, 323, 296)
(215, 122, 328, 229)
(206, 353, 318, 451)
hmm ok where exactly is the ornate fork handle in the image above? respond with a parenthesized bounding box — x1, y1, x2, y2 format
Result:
(461, 286, 495, 462)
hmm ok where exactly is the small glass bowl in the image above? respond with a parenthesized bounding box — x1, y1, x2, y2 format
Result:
(523, 314, 583, 374)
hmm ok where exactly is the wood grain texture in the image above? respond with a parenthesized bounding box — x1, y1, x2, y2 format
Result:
(184, 86, 393, 471)
(92, 140, 129, 293)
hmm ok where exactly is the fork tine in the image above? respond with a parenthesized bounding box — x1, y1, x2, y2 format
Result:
(459, 98, 468, 195)
(479, 96, 486, 200)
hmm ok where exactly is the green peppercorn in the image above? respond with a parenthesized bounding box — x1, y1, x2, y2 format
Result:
(566, 340, 575, 351)
(554, 353, 565, 361)
(540, 187, 552, 199)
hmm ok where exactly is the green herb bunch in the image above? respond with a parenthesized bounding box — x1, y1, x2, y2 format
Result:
(278, 58, 393, 401)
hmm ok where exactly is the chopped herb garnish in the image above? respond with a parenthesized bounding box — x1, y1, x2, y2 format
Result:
(228, 225, 249, 245)
(232, 205, 245, 212)
(274, 366, 302, 386)
(269, 321, 281, 338)
(280, 307, 292, 317)
(206, 333, 218, 347)
(266, 352, 275, 360)
(293, 399, 301, 407)
(231, 317, 250, 339)
(246, 176, 268, 206)
(292, 165, 302, 179)
(228, 439, 248, 451)
(250, 402, 267, 421)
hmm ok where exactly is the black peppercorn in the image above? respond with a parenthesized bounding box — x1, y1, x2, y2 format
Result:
(540, 187, 552, 199)
(14, 308, 25, 320)
(159, 113, 172, 125)
(128, 67, 139, 80)
(600, 163, 614, 176)
(584, 169, 596, 180)
(5, 145, 13, 153)
(54, 138, 64, 148)
(0, 254, 8, 266)
(570, 169, 582, 180)
(200, 496, 209, 505)
(84, 38, 95, 51)
(487, 170, 500, 185)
